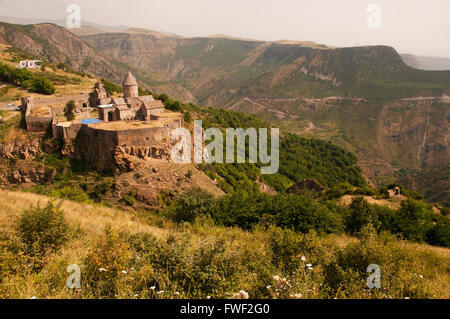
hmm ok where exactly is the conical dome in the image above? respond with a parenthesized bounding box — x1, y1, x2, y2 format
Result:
(123, 71, 138, 86)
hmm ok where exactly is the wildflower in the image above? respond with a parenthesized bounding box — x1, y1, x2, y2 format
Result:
(31, 296, 37, 299)
(207, 296, 211, 299)
(404, 297, 410, 299)
(290, 293, 303, 299)
(99, 268, 107, 272)
(150, 286, 156, 290)
(266, 285, 271, 289)
(175, 292, 180, 295)
(134, 294, 139, 297)
(122, 270, 127, 274)
(306, 264, 312, 267)
(239, 290, 249, 299)
(307, 266, 314, 270)
(157, 290, 165, 295)
(419, 275, 424, 279)
(301, 256, 306, 262)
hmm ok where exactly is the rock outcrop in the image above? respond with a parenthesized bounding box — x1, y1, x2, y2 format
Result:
(0, 164, 56, 184)
(0, 139, 41, 160)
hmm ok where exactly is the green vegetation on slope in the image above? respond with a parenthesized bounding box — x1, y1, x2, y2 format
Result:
(165, 188, 449, 248)
(0, 62, 55, 95)
(0, 191, 448, 299)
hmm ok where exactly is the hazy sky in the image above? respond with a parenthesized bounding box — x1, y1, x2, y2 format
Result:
(1, 0, 449, 57)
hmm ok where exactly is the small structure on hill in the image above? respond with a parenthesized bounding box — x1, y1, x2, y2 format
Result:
(286, 178, 326, 194)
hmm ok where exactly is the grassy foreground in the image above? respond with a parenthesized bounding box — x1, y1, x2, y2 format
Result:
(0, 190, 448, 299)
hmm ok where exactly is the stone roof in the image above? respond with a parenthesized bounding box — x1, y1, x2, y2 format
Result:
(116, 105, 130, 111)
(143, 100, 164, 110)
(123, 71, 138, 86)
(112, 97, 126, 105)
(139, 95, 155, 103)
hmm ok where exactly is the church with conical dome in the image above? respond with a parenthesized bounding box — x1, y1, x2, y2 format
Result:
(97, 71, 168, 123)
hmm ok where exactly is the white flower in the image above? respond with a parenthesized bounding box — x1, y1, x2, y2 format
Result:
(301, 256, 307, 262)
(419, 275, 423, 279)
(150, 286, 156, 290)
(239, 290, 249, 299)
(290, 293, 303, 299)
(307, 266, 314, 270)
(122, 270, 127, 274)
(207, 296, 211, 299)
(175, 292, 180, 295)
(157, 290, 165, 295)
(134, 294, 139, 297)
(404, 297, 410, 299)
(273, 275, 280, 281)
(31, 296, 37, 299)
(306, 264, 312, 267)
(266, 285, 271, 289)
(99, 268, 107, 272)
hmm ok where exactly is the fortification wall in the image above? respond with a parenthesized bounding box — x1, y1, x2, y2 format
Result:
(25, 115, 53, 132)
(75, 126, 120, 171)
(74, 120, 181, 171)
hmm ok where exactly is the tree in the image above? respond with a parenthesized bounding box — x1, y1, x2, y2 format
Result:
(64, 100, 76, 121)
(30, 78, 55, 95)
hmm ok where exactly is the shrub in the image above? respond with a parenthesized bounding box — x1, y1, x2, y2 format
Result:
(94, 178, 115, 199)
(29, 78, 55, 95)
(15, 201, 68, 257)
(210, 192, 343, 234)
(48, 186, 90, 203)
(167, 188, 214, 223)
(83, 226, 132, 298)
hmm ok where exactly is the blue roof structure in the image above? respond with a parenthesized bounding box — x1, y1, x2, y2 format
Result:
(81, 118, 102, 125)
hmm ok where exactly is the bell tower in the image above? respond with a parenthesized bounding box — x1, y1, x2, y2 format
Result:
(123, 71, 138, 98)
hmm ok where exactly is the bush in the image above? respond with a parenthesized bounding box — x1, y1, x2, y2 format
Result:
(94, 178, 115, 199)
(0, 62, 55, 95)
(210, 192, 343, 234)
(29, 78, 55, 95)
(48, 186, 90, 203)
(167, 188, 214, 223)
(15, 201, 68, 256)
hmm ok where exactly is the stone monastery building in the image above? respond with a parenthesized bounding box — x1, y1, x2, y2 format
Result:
(21, 72, 184, 171)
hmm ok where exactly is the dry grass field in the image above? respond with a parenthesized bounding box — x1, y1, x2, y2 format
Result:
(0, 189, 448, 299)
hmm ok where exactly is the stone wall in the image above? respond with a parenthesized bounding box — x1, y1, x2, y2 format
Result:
(73, 119, 181, 171)
(25, 115, 53, 132)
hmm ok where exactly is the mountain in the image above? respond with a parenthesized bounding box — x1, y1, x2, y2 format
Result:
(0, 21, 194, 101)
(82, 31, 450, 106)
(0, 21, 448, 203)
(401, 54, 450, 71)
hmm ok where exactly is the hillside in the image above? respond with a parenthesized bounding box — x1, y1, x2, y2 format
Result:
(0, 22, 194, 102)
(0, 190, 449, 299)
(81, 32, 450, 106)
(0, 21, 448, 202)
